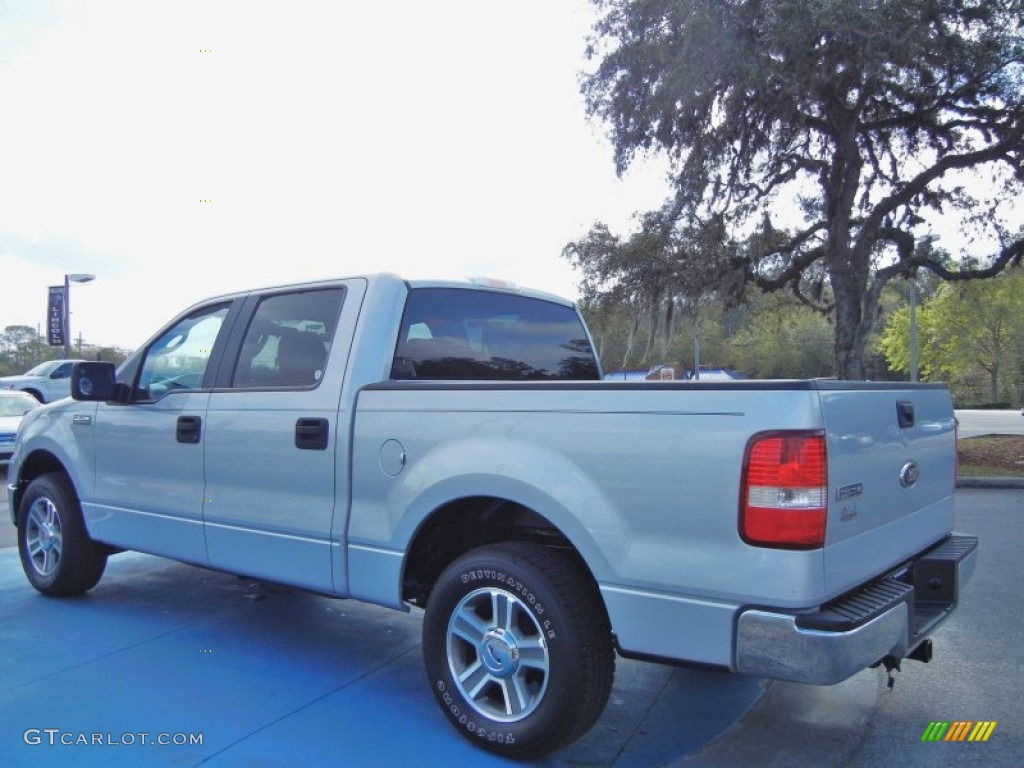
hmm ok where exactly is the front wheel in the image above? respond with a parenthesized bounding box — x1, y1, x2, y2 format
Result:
(422, 542, 614, 759)
(18, 472, 107, 596)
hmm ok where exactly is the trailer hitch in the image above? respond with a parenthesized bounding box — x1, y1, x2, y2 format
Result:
(873, 639, 934, 691)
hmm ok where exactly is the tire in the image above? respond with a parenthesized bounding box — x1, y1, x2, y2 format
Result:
(24, 389, 44, 403)
(422, 542, 614, 759)
(17, 472, 107, 596)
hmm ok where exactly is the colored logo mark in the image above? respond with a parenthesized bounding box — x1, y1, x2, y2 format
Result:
(921, 721, 997, 742)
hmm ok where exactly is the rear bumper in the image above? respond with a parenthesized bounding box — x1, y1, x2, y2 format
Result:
(736, 534, 978, 684)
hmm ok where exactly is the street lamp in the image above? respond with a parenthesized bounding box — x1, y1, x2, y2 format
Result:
(910, 236, 940, 383)
(64, 273, 95, 359)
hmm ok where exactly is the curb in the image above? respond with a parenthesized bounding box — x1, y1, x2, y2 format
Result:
(956, 476, 1024, 489)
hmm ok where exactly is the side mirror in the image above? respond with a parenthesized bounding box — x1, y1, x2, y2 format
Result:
(50, 369, 69, 380)
(71, 362, 117, 401)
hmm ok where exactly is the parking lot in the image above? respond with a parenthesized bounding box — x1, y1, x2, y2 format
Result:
(2, 467, 1021, 766)
(955, 409, 1024, 439)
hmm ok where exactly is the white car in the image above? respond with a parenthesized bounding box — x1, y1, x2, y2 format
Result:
(0, 359, 86, 402)
(0, 390, 40, 464)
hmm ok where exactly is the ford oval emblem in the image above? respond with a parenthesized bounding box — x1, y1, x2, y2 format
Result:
(899, 461, 920, 488)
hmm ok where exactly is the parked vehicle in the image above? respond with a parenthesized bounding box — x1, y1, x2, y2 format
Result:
(0, 391, 40, 464)
(0, 359, 86, 402)
(6, 274, 976, 758)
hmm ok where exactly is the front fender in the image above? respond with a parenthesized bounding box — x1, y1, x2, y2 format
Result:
(10, 401, 98, 514)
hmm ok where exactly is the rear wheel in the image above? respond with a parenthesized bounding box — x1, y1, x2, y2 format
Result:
(18, 472, 107, 596)
(422, 542, 614, 759)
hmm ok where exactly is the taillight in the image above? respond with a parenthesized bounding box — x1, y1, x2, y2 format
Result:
(740, 432, 827, 549)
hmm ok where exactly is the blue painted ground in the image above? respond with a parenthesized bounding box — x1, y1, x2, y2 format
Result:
(0, 548, 764, 767)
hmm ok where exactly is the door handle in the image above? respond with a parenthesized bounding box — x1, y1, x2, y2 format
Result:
(177, 415, 202, 444)
(897, 400, 915, 429)
(295, 417, 328, 450)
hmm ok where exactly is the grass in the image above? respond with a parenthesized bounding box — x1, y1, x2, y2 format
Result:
(958, 435, 1024, 477)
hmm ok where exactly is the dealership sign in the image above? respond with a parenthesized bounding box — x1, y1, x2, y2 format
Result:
(47, 285, 66, 347)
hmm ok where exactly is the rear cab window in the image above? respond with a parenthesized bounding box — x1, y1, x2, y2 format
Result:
(392, 288, 599, 380)
(230, 288, 344, 389)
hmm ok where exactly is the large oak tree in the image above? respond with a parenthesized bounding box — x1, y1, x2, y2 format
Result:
(581, 0, 1024, 378)
(878, 267, 1024, 402)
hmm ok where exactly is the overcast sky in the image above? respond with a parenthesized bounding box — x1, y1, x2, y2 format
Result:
(2, 1, 1019, 354)
(0, 0, 671, 350)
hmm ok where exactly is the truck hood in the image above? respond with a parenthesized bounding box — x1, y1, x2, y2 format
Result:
(12, 398, 64, 433)
(0, 375, 43, 386)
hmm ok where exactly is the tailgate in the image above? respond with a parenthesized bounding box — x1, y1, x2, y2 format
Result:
(817, 382, 957, 598)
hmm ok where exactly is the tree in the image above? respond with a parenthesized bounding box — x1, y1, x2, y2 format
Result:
(725, 291, 835, 378)
(0, 327, 130, 377)
(582, 0, 1024, 378)
(878, 267, 1024, 403)
(90, 345, 132, 366)
(563, 206, 731, 369)
(0, 325, 48, 375)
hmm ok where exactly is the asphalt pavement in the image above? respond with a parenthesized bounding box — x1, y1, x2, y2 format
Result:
(0, 544, 768, 767)
(1, 409, 1021, 766)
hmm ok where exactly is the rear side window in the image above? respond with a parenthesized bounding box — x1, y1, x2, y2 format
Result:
(231, 288, 344, 388)
(392, 288, 599, 380)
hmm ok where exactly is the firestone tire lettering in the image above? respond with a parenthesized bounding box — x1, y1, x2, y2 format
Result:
(422, 541, 614, 759)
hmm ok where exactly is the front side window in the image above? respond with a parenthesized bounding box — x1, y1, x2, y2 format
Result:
(135, 304, 230, 400)
(392, 288, 599, 380)
(25, 361, 61, 377)
(231, 288, 344, 388)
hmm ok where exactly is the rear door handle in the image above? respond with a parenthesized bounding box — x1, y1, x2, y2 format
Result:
(177, 415, 202, 444)
(295, 417, 328, 450)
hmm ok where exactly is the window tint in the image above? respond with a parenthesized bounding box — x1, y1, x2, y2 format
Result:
(392, 288, 599, 380)
(231, 288, 344, 388)
(136, 304, 230, 400)
(26, 360, 64, 377)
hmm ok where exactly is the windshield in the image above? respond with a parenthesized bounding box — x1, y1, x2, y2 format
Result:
(0, 393, 39, 417)
(23, 361, 61, 377)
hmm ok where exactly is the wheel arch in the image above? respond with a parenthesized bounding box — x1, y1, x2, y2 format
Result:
(346, 438, 626, 613)
(400, 495, 604, 609)
(22, 388, 45, 402)
(9, 449, 70, 523)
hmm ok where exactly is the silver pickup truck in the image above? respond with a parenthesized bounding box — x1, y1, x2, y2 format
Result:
(6, 273, 976, 758)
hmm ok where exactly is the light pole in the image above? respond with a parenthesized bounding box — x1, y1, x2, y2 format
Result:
(693, 312, 701, 380)
(64, 273, 95, 359)
(910, 236, 940, 382)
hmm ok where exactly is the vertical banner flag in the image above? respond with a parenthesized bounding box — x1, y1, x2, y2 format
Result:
(48, 285, 66, 347)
